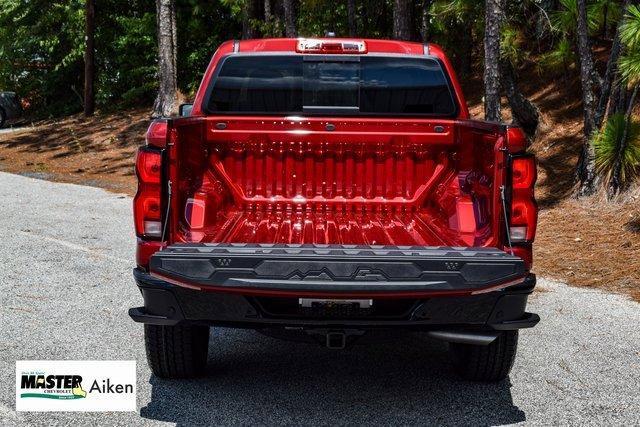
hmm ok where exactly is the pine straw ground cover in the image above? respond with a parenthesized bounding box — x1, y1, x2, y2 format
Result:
(0, 108, 148, 195)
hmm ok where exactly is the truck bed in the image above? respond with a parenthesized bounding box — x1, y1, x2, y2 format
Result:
(189, 208, 462, 246)
(168, 117, 504, 248)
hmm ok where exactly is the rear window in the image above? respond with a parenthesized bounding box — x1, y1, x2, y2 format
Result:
(206, 55, 457, 116)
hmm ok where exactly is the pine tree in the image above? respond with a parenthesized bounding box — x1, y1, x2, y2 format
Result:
(484, 0, 503, 122)
(348, 0, 357, 36)
(84, 0, 95, 117)
(283, 0, 296, 37)
(393, 0, 413, 40)
(575, 0, 599, 196)
(152, 0, 178, 118)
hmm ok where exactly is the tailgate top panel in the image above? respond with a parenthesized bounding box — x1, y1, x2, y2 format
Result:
(149, 244, 526, 294)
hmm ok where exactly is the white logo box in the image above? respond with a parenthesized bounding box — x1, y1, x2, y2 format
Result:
(16, 360, 136, 412)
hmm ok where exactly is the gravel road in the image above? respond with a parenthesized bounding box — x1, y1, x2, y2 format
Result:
(1, 171, 639, 426)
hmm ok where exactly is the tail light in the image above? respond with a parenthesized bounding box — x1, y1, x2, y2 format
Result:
(506, 127, 527, 153)
(509, 155, 537, 243)
(134, 147, 163, 238)
(146, 120, 168, 148)
(134, 121, 167, 239)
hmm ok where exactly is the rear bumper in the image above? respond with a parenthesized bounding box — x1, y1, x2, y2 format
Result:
(129, 267, 539, 331)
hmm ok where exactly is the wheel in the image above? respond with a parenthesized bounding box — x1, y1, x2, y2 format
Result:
(0, 108, 6, 128)
(144, 323, 210, 379)
(449, 331, 518, 382)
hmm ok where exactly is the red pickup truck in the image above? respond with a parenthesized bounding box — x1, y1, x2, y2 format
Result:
(129, 38, 539, 382)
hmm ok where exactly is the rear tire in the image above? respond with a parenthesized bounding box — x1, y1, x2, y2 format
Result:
(449, 331, 518, 382)
(144, 324, 210, 379)
(0, 108, 6, 128)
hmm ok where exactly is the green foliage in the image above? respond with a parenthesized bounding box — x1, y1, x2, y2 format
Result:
(0, 0, 85, 116)
(0, 0, 630, 120)
(620, 5, 640, 50)
(590, 0, 623, 35)
(594, 113, 640, 186)
(551, 0, 579, 36)
(539, 37, 576, 74)
(0, 0, 239, 116)
(219, 0, 245, 18)
(298, 0, 349, 37)
(429, 0, 483, 74)
(619, 5, 640, 86)
(431, 0, 478, 22)
(253, 17, 284, 38)
(500, 25, 525, 67)
(541, 0, 623, 79)
(177, 0, 239, 95)
(619, 52, 640, 86)
(95, 2, 158, 108)
(551, 0, 600, 36)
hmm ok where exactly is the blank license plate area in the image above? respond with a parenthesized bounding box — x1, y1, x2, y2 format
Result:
(298, 298, 373, 317)
(299, 298, 373, 309)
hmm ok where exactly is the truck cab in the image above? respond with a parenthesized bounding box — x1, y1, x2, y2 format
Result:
(130, 38, 539, 382)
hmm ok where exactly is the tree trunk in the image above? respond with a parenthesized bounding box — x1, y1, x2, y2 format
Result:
(393, 0, 412, 41)
(609, 85, 638, 195)
(603, 2, 609, 39)
(83, 0, 95, 117)
(243, 0, 260, 39)
(501, 59, 540, 138)
(484, 0, 503, 122)
(595, 32, 623, 126)
(347, 0, 357, 36)
(419, 0, 432, 43)
(622, 85, 638, 148)
(264, 0, 272, 21)
(595, 0, 629, 128)
(610, 76, 628, 116)
(283, 0, 296, 37)
(152, 0, 178, 118)
(575, 0, 599, 196)
(591, 65, 604, 93)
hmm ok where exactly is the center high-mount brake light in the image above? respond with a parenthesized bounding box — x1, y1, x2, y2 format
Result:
(296, 38, 367, 54)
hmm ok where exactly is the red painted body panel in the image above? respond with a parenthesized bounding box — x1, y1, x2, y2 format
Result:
(135, 39, 538, 296)
(192, 38, 469, 118)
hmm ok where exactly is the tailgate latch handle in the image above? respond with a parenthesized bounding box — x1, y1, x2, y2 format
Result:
(500, 184, 514, 255)
(161, 180, 172, 241)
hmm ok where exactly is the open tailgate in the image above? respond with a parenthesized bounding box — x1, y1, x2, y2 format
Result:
(149, 244, 526, 294)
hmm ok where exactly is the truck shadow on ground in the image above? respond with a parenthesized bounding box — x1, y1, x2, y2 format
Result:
(140, 328, 525, 426)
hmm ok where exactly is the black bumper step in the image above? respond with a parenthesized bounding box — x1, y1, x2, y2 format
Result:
(149, 244, 526, 293)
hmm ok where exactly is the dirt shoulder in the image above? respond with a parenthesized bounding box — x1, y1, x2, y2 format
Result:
(0, 109, 149, 195)
(1, 90, 639, 301)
